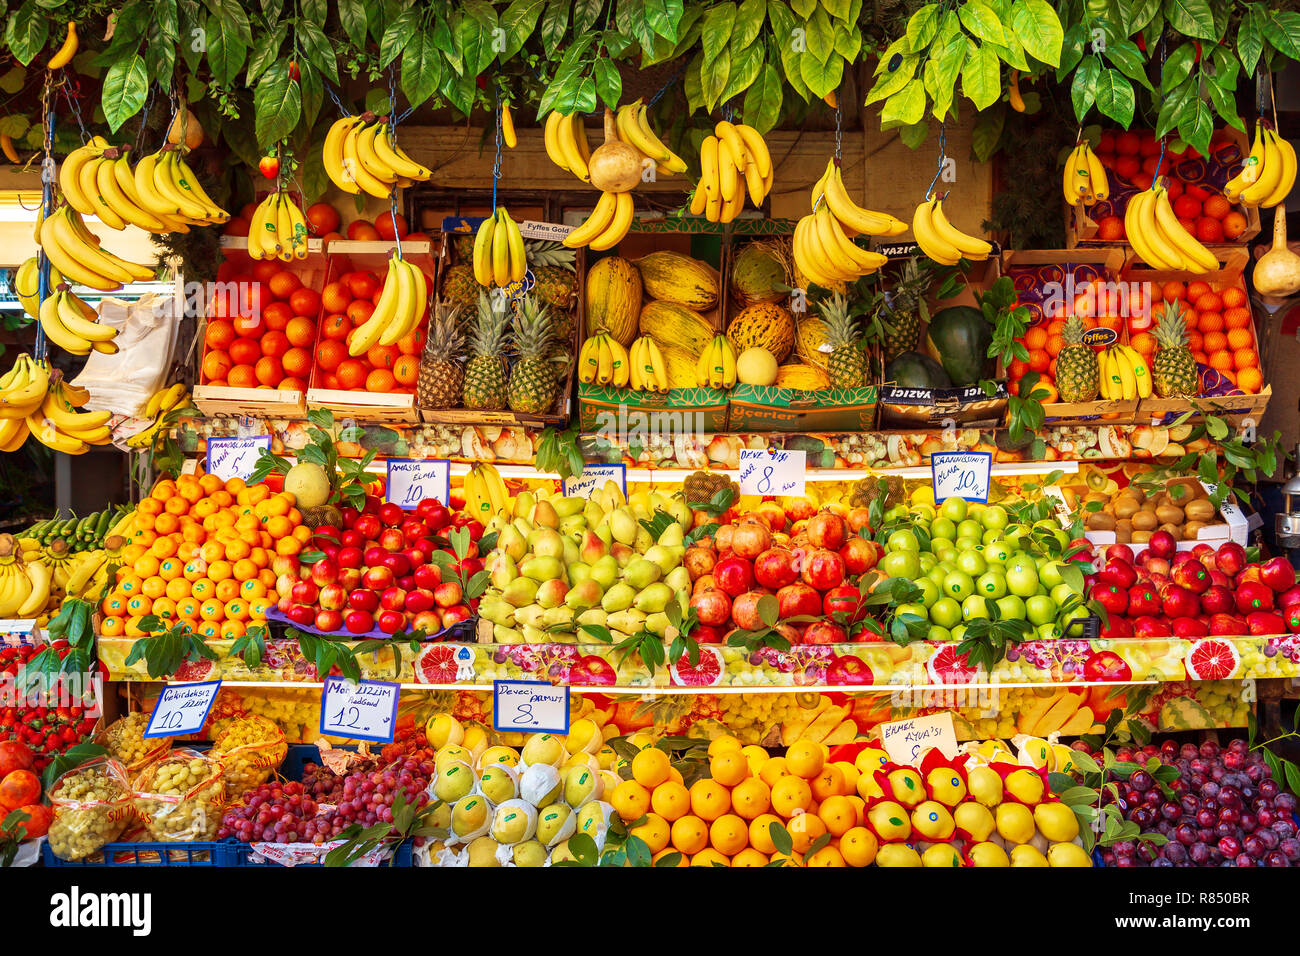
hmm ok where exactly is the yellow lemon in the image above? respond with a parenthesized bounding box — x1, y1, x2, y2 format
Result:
(876, 843, 923, 867)
(610, 780, 651, 821)
(1048, 842, 1093, 867)
(854, 746, 888, 776)
(967, 765, 1004, 807)
(730, 777, 772, 820)
(650, 781, 690, 822)
(925, 767, 967, 806)
(748, 813, 783, 854)
(995, 802, 1036, 844)
(953, 801, 995, 842)
(709, 813, 750, 855)
(710, 750, 751, 787)
(707, 734, 744, 757)
(1011, 844, 1050, 867)
(1033, 802, 1080, 843)
(910, 800, 956, 841)
(425, 713, 464, 748)
(1005, 768, 1046, 806)
(689, 778, 731, 821)
(886, 767, 926, 807)
(922, 843, 962, 867)
(771, 775, 813, 817)
(1016, 736, 1055, 770)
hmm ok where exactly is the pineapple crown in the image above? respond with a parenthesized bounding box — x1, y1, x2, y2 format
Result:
(425, 301, 466, 358)
(470, 290, 512, 356)
(1062, 314, 1087, 343)
(511, 294, 556, 357)
(818, 291, 860, 344)
(524, 239, 577, 272)
(1154, 302, 1190, 348)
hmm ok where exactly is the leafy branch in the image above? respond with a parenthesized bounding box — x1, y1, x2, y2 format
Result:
(124, 615, 220, 679)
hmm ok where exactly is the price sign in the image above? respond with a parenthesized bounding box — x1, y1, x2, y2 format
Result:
(492, 680, 570, 735)
(562, 464, 627, 499)
(386, 458, 451, 510)
(930, 451, 992, 503)
(878, 712, 959, 765)
(738, 448, 805, 497)
(319, 677, 401, 743)
(205, 435, 272, 482)
(145, 681, 221, 738)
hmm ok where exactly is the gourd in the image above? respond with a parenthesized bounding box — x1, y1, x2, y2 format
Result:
(1253, 204, 1300, 299)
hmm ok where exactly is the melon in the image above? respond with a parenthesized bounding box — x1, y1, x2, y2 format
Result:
(284, 462, 331, 508)
(924, 305, 992, 386)
(885, 351, 952, 389)
(730, 242, 786, 305)
(736, 348, 778, 385)
(635, 252, 719, 309)
(774, 363, 830, 391)
(585, 257, 642, 345)
(726, 302, 794, 363)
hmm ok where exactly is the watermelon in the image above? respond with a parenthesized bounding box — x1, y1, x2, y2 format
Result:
(924, 305, 992, 386)
(885, 351, 952, 389)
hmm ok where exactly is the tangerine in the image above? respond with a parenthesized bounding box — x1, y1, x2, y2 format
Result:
(282, 347, 313, 379)
(228, 365, 257, 388)
(365, 369, 397, 392)
(202, 350, 232, 382)
(286, 317, 317, 347)
(393, 354, 420, 387)
(268, 270, 302, 300)
(321, 282, 350, 314)
(316, 340, 347, 371)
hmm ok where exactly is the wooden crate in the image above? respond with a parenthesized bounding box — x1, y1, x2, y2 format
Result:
(1066, 127, 1260, 247)
(304, 386, 416, 422)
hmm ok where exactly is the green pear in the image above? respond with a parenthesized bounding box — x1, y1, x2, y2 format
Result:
(628, 490, 652, 515)
(543, 606, 576, 629)
(634, 582, 673, 614)
(610, 542, 635, 568)
(657, 523, 685, 549)
(589, 555, 619, 589)
(493, 624, 524, 644)
(501, 577, 540, 608)
(633, 526, 653, 553)
(580, 531, 608, 564)
(513, 491, 536, 521)
(555, 496, 585, 519)
(666, 495, 693, 529)
(535, 578, 569, 610)
(514, 604, 547, 629)
(478, 595, 517, 626)
(603, 479, 626, 508)
(567, 562, 591, 584)
(549, 630, 578, 644)
(607, 609, 647, 635)
(497, 525, 527, 563)
(594, 523, 613, 548)
(565, 578, 604, 610)
(577, 608, 608, 629)
(583, 500, 606, 528)
(601, 582, 636, 613)
(512, 517, 534, 539)
(643, 611, 672, 636)
(521, 555, 565, 583)
(623, 558, 662, 590)
(561, 536, 580, 567)
(664, 566, 692, 596)
(642, 545, 680, 577)
(532, 499, 560, 529)
(522, 625, 551, 644)
(529, 527, 565, 559)
(490, 553, 519, 589)
(609, 507, 638, 546)
(559, 514, 588, 538)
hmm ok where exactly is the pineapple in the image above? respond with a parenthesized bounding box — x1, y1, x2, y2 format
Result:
(453, 234, 474, 261)
(880, 257, 929, 360)
(1056, 315, 1098, 402)
(1152, 305, 1197, 398)
(507, 295, 566, 415)
(820, 292, 866, 389)
(442, 263, 481, 309)
(525, 240, 578, 311)
(417, 302, 466, 409)
(462, 292, 511, 410)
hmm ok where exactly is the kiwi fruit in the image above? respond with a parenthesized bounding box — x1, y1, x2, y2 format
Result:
(1130, 510, 1159, 531)
(1155, 505, 1185, 526)
(1182, 521, 1206, 540)
(1158, 522, 1183, 540)
(1115, 526, 1132, 543)
(1120, 486, 1146, 502)
(1131, 529, 1152, 543)
(1184, 499, 1216, 522)
(1086, 512, 1117, 531)
(1114, 498, 1140, 519)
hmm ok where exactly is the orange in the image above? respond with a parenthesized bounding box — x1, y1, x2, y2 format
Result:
(289, 287, 320, 317)
(748, 813, 783, 854)
(197, 621, 220, 640)
(202, 350, 233, 383)
(176, 597, 200, 620)
(1209, 351, 1233, 371)
(1226, 328, 1253, 351)
(650, 781, 690, 822)
(1202, 195, 1231, 219)
(134, 552, 161, 577)
(268, 269, 302, 300)
(730, 777, 772, 820)
(771, 776, 813, 817)
(165, 578, 192, 601)
(785, 740, 825, 779)
(1194, 292, 1223, 313)
(214, 579, 241, 602)
(101, 616, 125, 637)
(262, 301, 293, 331)
(631, 747, 671, 788)
(1187, 330, 1204, 352)
(1198, 311, 1224, 333)
(150, 597, 177, 620)
(240, 579, 268, 601)
(1186, 280, 1211, 302)
(315, 339, 347, 372)
(787, 809, 827, 853)
(1232, 348, 1257, 370)
(811, 764, 846, 801)
(191, 578, 216, 600)
(229, 338, 260, 365)
(336, 360, 368, 390)
(1023, 326, 1047, 350)
(709, 814, 749, 855)
(629, 813, 671, 854)
(125, 593, 151, 617)
(321, 314, 350, 341)
(1026, 348, 1050, 373)
(709, 751, 750, 788)
(117, 572, 144, 595)
(141, 576, 167, 599)
(228, 364, 257, 388)
(397, 326, 425, 356)
(1222, 211, 1249, 240)
(1045, 334, 1064, 358)
(124, 616, 149, 638)
(1220, 286, 1247, 309)
(347, 271, 380, 299)
(346, 300, 374, 326)
(669, 815, 709, 855)
(818, 795, 857, 836)
(367, 344, 399, 370)
(759, 756, 790, 788)
(365, 369, 397, 392)
(205, 318, 237, 350)
(689, 779, 731, 822)
(1161, 280, 1186, 302)
(264, 515, 291, 540)
(199, 599, 224, 622)
(1193, 351, 1209, 365)
(1130, 331, 1155, 356)
(282, 347, 313, 379)
(392, 354, 420, 387)
(1237, 367, 1262, 393)
(1223, 307, 1250, 329)
(224, 598, 251, 621)
(609, 780, 651, 821)
(254, 356, 283, 386)
(321, 281, 350, 313)
(220, 620, 246, 640)
(1202, 331, 1228, 353)
(286, 317, 317, 347)
(102, 594, 127, 616)
(258, 568, 276, 589)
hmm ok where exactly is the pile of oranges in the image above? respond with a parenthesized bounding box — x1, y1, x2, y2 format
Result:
(607, 736, 886, 867)
(1131, 280, 1261, 394)
(202, 260, 321, 393)
(312, 263, 429, 394)
(99, 474, 307, 641)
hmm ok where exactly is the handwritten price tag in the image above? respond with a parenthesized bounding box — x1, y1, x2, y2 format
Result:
(145, 681, 221, 738)
(562, 464, 627, 499)
(738, 449, 805, 497)
(492, 680, 570, 735)
(386, 458, 451, 510)
(206, 436, 272, 482)
(930, 451, 992, 503)
(878, 712, 959, 764)
(319, 677, 401, 743)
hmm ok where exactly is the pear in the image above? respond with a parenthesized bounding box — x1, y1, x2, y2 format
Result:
(535, 578, 569, 610)
(512, 517, 534, 539)
(583, 500, 606, 528)
(602, 479, 626, 507)
(642, 545, 680, 577)
(428, 802, 452, 829)
(594, 523, 613, 548)
(643, 612, 672, 637)
(1046, 842, 1092, 867)
(954, 802, 995, 842)
(911, 800, 955, 841)
(489, 553, 519, 590)
(567, 562, 591, 584)
(609, 507, 638, 545)
(497, 526, 528, 563)
(543, 606, 576, 629)
(521, 555, 565, 583)
(628, 489, 652, 514)
(549, 630, 577, 644)
(1004, 768, 1045, 805)
(633, 526, 653, 553)
(664, 566, 692, 597)
(921, 843, 961, 867)
(559, 514, 588, 538)
(589, 554, 619, 589)
(514, 604, 547, 629)
(666, 495, 693, 529)
(607, 609, 647, 635)
(493, 624, 524, 644)
(601, 582, 636, 613)
(479, 765, 520, 804)
(501, 577, 540, 608)
(512, 840, 547, 867)
(522, 625, 551, 643)
(580, 531, 609, 564)
(1033, 803, 1080, 843)
(995, 803, 1035, 844)
(576, 608, 607, 629)
(634, 582, 673, 614)
(623, 558, 662, 590)
(610, 542, 635, 568)
(512, 491, 536, 521)
(434, 761, 476, 802)
(967, 766, 1003, 807)
(554, 496, 585, 519)
(565, 578, 604, 610)
(875, 844, 922, 867)
(531, 499, 560, 529)
(657, 523, 685, 549)
(529, 527, 565, 559)
(561, 535, 581, 567)
(478, 595, 517, 626)
(491, 799, 537, 845)
(563, 765, 604, 807)
(967, 841, 1011, 867)
(1011, 844, 1050, 867)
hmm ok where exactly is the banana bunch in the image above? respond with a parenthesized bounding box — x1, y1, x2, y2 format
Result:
(471, 208, 527, 287)
(464, 462, 511, 522)
(0, 535, 55, 618)
(1123, 184, 1217, 274)
(348, 254, 428, 356)
(323, 113, 432, 198)
(577, 333, 630, 387)
(614, 100, 688, 175)
(696, 334, 737, 389)
(628, 335, 669, 393)
(543, 111, 593, 182)
(1062, 140, 1109, 206)
(126, 383, 192, 450)
(1225, 123, 1296, 209)
(39, 204, 154, 292)
(13, 257, 63, 320)
(794, 205, 891, 287)
(810, 158, 909, 236)
(61, 139, 229, 233)
(1098, 345, 1152, 401)
(561, 190, 635, 251)
(246, 191, 309, 261)
(0, 355, 52, 449)
(689, 121, 773, 223)
(38, 284, 118, 355)
(27, 377, 113, 455)
(912, 194, 993, 265)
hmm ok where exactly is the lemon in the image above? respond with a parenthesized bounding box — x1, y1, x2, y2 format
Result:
(876, 844, 923, 867)
(785, 739, 825, 779)
(867, 800, 912, 841)
(925, 768, 967, 806)
(995, 802, 1035, 844)
(477, 745, 521, 772)
(1011, 844, 1050, 867)
(425, 713, 464, 748)
(966, 766, 1003, 807)
(922, 843, 962, 867)
(967, 841, 1010, 866)
(460, 722, 490, 763)
(707, 734, 744, 757)
(1004, 768, 1046, 805)
(1033, 802, 1080, 842)
(886, 767, 926, 807)
(566, 717, 603, 755)
(953, 801, 995, 842)
(911, 800, 956, 841)
(741, 744, 769, 777)
(610, 780, 652, 821)
(1048, 842, 1093, 867)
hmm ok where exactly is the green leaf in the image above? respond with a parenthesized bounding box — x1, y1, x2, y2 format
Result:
(702, 1, 736, 64)
(1162, 42, 1196, 93)
(926, 29, 967, 119)
(499, 0, 545, 61)
(1104, 39, 1151, 91)
(1070, 54, 1099, 120)
(1178, 98, 1213, 157)
(4, 0, 47, 64)
(805, 7, 834, 63)
(102, 53, 149, 132)
(254, 61, 301, 148)
(379, 7, 420, 69)
(1236, 11, 1263, 76)
(865, 53, 917, 106)
(881, 78, 925, 126)
(958, 1, 1005, 44)
(1266, 10, 1300, 61)
(540, 0, 569, 57)
(458, 0, 499, 75)
(701, 46, 731, 111)
(1009, 0, 1062, 67)
(1094, 67, 1134, 127)
(298, 19, 338, 84)
(742, 61, 783, 133)
(905, 4, 940, 52)
(593, 58, 622, 109)
(401, 29, 442, 107)
(799, 48, 843, 98)
(1057, 21, 1087, 76)
(971, 103, 1006, 161)
(1128, 0, 1161, 32)
(337, 0, 368, 49)
(205, 12, 247, 87)
(1164, 0, 1216, 40)
(732, 0, 765, 49)
(246, 23, 286, 87)
(720, 38, 764, 103)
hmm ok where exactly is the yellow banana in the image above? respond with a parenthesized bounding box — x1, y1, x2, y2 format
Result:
(323, 115, 359, 193)
(719, 336, 736, 388)
(543, 111, 570, 173)
(608, 337, 629, 388)
(822, 161, 909, 235)
(377, 257, 417, 346)
(911, 198, 962, 265)
(557, 114, 590, 182)
(26, 413, 87, 454)
(40, 209, 121, 291)
(590, 192, 633, 251)
(501, 102, 517, 149)
(472, 213, 497, 286)
(491, 210, 511, 287)
(59, 142, 102, 215)
(1225, 124, 1268, 200)
(716, 135, 741, 203)
(563, 191, 618, 249)
(348, 255, 404, 356)
(372, 122, 432, 180)
(1062, 144, 1088, 206)
(499, 209, 526, 282)
(343, 121, 393, 198)
(596, 334, 613, 385)
(1084, 144, 1109, 202)
(1240, 129, 1284, 206)
(578, 337, 600, 384)
(1261, 135, 1296, 208)
(929, 198, 993, 259)
(1119, 345, 1152, 398)
(699, 136, 720, 200)
(735, 124, 771, 179)
(47, 21, 79, 71)
(1152, 186, 1216, 273)
(646, 337, 668, 392)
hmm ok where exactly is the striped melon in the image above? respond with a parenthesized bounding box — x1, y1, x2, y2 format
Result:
(774, 363, 830, 391)
(726, 302, 794, 363)
(795, 315, 831, 372)
(660, 347, 701, 389)
(585, 256, 641, 346)
(639, 301, 716, 357)
(635, 252, 719, 309)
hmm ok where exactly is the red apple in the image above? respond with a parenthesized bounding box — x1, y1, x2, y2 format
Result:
(1171, 617, 1209, 638)
(690, 589, 732, 627)
(1200, 585, 1234, 614)
(1091, 582, 1129, 615)
(376, 609, 405, 634)
(413, 564, 442, 590)
(364, 545, 386, 567)
(1142, 556, 1171, 577)
(378, 502, 403, 527)
(380, 587, 407, 611)
(1209, 613, 1248, 636)
(806, 511, 848, 550)
(839, 536, 878, 575)
(1284, 604, 1300, 633)
(803, 621, 848, 644)
(310, 557, 338, 587)
(753, 548, 798, 589)
(405, 589, 435, 614)
(339, 568, 363, 591)
(337, 546, 364, 569)
(379, 528, 406, 552)
(1161, 584, 1200, 618)
(1099, 559, 1138, 590)
(362, 566, 395, 591)
(287, 604, 315, 626)
(1279, 584, 1300, 609)
(434, 582, 463, 608)
(800, 549, 845, 590)
(1132, 617, 1172, 638)
(1215, 542, 1247, 576)
(1236, 581, 1274, 614)
(314, 608, 343, 632)
(344, 610, 374, 634)
(416, 499, 451, 530)
(348, 588, 379, 613)
(339, 506, 360, 528)
(441, 605, 472, 626)
(731, 521, 774, 560)
(777, 582, 822, 619)
(1260, 556, 1297, 593)
(1170, 560, 1211, 594)
(291, 579, 319, 605)
(1100, 616, 1133, 638)
(1148, 530, 1176, 559)
(318, 584, 347, 611)
(1104, 543, 1135, 565)
(410, 610, 442, 634)
(1247, 611, 1286, 636)
(713, 556, 755, 598)
(353, 514, 380, 540)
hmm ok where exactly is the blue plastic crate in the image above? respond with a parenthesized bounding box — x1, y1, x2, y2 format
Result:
(223, 838, 413, 867)
(43, 841, 228, 867)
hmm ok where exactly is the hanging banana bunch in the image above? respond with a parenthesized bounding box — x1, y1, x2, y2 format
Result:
(1062, 139, 1110, 207)
(472, 208, 527, 288)
(1225, 121, 1296, 209)
(690, 120, 774, 223)
(246, 190, 310, 262)
(911, 192, 993, 266)
(791, 158, 900, 287)
(323, 112, 433, 198)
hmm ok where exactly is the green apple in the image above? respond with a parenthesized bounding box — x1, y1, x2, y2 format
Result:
(956, 550, 988, 577)
(929, 597, 962, 628)
(1025, 595, 1057, 626)
(979, 505, 1009, 530)
(956, 519, 982, 540)
(930, 517, 958, 540)
(914, 577, 940, 607)
(950, 623, 968, 643)
(962, 595, 992, 620)
(1060, 605, 1092, 636)
(927, 566, 949, 589)
(1036, 622, 1063, 641)
(917, 552, 938, 573)
(981, 528, 1002, 545)
(939, 497, 968, 522)
(1050, 583, 1075, 607)
(943, 571, 975, 600)
(976, 571, 1007, 598)
(955, 537, 982, 553)
(995, 595, 1026, 620)
(914, 504, 937, 520)
(887, 529, 920, 552)
(880, 550, 921, 579)
(1039, 561, 1066, 589)
(1005, 560, 1039, 597)
(910, 486, 936, 507)
(929, 624, 953, 642)
(896, 602, 929, 622)
(932, 543, 958, 564)
(984, 540, 1012, 564)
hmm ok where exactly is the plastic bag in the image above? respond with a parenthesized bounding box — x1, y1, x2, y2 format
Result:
(70, 291, 182, 418)
(47, 757, 134, 862)
(132, 749, 226, 842)
(97, 712, 173, 776)
(210, 715, 288, 800)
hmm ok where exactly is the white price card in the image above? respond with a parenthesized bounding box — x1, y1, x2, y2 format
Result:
(563, 464, 627, 498)
(205, 435, 272, 482)
(319, 677, 401, 743)
(386, 458, 451, 510)
(878, 712, 960, 765)
(492, 680, 570, 734)
(145, 681, 221, 738)
(930, 451, 992, 503)
(738, 448, 806, 497)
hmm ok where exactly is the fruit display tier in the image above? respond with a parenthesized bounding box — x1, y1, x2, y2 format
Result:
(95, 634, 1294, 691)
(177, 417, 1236, 469)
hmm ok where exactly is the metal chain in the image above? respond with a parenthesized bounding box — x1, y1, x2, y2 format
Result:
(326, 83, 350, 119)
(135, 84, 157, 154)
(492, 88, 503, 215)
(34, 75, 56, 363)
(834, 102, 842, 161)
(925, 123, 947, 201)
(58, 77, 90, 145)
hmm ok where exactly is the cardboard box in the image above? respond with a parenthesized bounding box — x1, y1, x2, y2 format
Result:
(1048, 480, 1248, 551)
(726, 384, 878, 431)
(577, 383, 729, 434)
